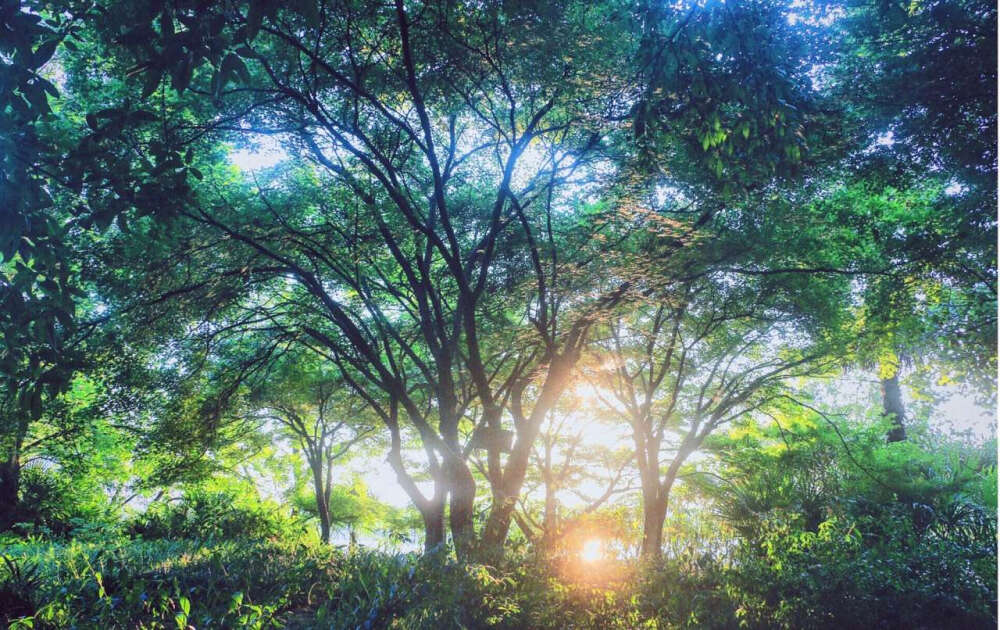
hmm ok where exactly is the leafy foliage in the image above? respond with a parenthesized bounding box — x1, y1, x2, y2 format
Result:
(128, 486, 300, 542)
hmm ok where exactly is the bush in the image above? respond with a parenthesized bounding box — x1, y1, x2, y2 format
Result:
(2, 538, 742, 630)
(11, 467, 119, 539)
(128, 488, 300, 541)
(315, 548, 736, 629)
(725, 512, 996, 629)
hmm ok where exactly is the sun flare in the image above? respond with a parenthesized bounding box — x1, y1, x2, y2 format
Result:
(572, 381, 603, 404)
(581, 538, 604, 563)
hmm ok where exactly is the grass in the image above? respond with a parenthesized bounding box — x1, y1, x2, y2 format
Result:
(0, 535, 729, 629)
(2, 537, 342, 628)
(1, 526, 995, 629)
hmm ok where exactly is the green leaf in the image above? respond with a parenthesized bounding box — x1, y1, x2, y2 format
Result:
(31, 39, 58, 68)
(38, 77, 59, 98)
(24, 82, 51, 116)
(141, 70, 162, 99)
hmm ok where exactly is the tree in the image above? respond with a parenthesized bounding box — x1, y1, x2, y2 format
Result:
(832, 0, 997, 438)
(66, 4, 672, 547)
(504, 391, 632, 549)
(696, 398, 996, 628)
(247, 358, 374, 544)
(1, 0, 203, 526)
(1, 2, 87, 527)
(16, 0, 911, 556)
(584, 263, 843, 557)
(68, 0, 838, 556)
(76, 0, 645, 555)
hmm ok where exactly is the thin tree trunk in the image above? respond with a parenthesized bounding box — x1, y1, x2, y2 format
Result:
(422, 498, 445, 551)
(542, 472, 557, 547)
(319, 512, 331, 544)
(309, 458, 332, 544)
(883, 372, 907, 442)
(481, 355, 577, 548)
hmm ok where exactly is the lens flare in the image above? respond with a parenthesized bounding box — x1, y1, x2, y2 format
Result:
(581, 538, 603, 563)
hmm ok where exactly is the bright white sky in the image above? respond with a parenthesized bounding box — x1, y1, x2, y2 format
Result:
(230, 138, 287, 171)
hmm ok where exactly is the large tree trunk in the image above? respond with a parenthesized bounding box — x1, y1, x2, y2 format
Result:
(384, 404, 449, 552)
(422, 496, 446, 551)
(637, 436, 690, 559)
(446, 455, 477, 559)
(640, 496, 667, 559)
(480, 438, 538, 550)
(386, 446, 446, 551)
(635, 424, 669, 559)
(0, 456, 20, 531)
(438, 392, 477, 559)
(883, 372, 907, 442)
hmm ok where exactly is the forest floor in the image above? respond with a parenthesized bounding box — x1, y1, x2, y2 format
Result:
(1, 536, 726, 629)
(1, 533, 995, 629)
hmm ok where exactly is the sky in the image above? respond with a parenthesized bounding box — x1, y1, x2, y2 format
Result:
(230, 138, 287, 171)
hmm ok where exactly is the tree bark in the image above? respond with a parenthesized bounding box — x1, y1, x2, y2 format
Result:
(883, 372, 907, 442)
(422, 497, 446, 551)
(636, 433, 691, 559)
(318, 509, 331, 544)
(480, 356, 576, 549)
(634, 422, 669, 559)
(0, 456, 20, 531)
(309, 459, 332, 544)
(446, 455, 477, 559)
(640, 496, 668, 559)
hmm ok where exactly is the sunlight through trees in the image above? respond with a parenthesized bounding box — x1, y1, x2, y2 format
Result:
(0, 0, 995, 627)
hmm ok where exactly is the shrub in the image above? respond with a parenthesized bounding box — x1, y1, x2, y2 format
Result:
(11, 467, 118, 539)
(725, 512, 996, 629)
(128, 488, 299, 541)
